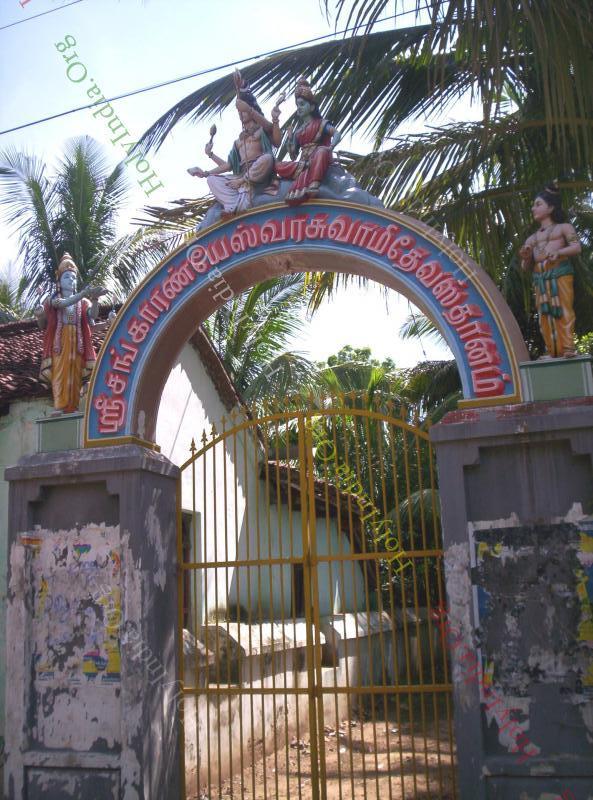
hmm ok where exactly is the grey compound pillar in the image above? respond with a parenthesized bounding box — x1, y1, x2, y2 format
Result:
(431, 398, 593, 800)
(3, 445, 181, 800)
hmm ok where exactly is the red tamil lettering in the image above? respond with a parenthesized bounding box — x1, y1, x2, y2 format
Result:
(327, 215, 356, 242)
(149, 287, 171, 314)
(471, 366, 509, 397)
(289, 215, 309, 242)
(230, 224, 261, 253)
(109, 340, 138, 374)
(138, 300, 159, 324)
(457, 320, 493, 342)
(351, 222, 380, 249)
(396, 246, 430, 272)
(432, 275, 469, 307)
(443, 303, 483, 326)
(206, 235, 231, 266)
(394, 234, 416, 249)
(188, 244, 209, 273)
(260, 219, 287, 243)
(172, 261, 195, 288)
(305, 213, 329, 239)
(95, 394, 127, 434)
(366, 227, 394, 256)
(127, 317, 150, 343)
(465, 337, 502, 368)
(416, 260, 444, 286)
(105, 371, 128, 395)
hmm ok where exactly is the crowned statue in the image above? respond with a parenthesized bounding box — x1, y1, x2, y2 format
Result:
(35, 253, 106, 413)
(519, 184, 582, 359)
(189, 72, 378, 228)
(275, 77, 342, 205)
(188, 71, 282, 216)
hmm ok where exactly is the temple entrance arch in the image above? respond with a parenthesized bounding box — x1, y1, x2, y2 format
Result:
(84, 199, 528, 448)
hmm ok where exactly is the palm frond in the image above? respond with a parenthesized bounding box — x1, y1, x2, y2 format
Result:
(341, 114, 593, 277)
(136, 25, 474, 152)
(401, 359, 461, 416)
(0, 148, 60, 299)
(0, 275, 30, 322)
(399, 313, 445, 346)
(327, 0, 593, 148)
(245, 351, 318, 401)
(203, 275, 313, 398)
(134, 196, 214, 232)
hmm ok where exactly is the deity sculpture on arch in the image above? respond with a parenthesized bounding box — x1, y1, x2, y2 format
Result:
(519, 184, 582, 359)
(188, 71, 282, 216)
(187, 72, 379, 226)
(275, 76, 342, 205)
(35, 253, 106, 413)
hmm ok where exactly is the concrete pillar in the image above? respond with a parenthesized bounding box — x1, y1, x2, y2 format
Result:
(431, 398, 593, 800)
(3, 445, 181, 800)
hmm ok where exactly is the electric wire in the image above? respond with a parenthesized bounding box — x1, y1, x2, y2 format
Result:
(0, 4, 435, 137)
(0, 0, 86, 32)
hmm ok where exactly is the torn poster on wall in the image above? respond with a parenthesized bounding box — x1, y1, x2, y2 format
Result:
(467, 512, 593, 757)
(22, 523, 122, 685)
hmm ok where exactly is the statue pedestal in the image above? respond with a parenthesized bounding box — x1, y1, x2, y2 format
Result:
(431, 398, 593, 799)
(520, 355, 593, 402)
(36, 412, 83, 453)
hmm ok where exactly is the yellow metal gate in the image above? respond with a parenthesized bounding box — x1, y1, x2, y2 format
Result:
(177, 396, 456, 800)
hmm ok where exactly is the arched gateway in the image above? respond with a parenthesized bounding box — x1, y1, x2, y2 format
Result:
(6, 198, 592, 800)
(84, 200, 528, 447)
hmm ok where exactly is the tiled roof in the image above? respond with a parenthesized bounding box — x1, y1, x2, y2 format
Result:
(0, 318, 108, 412)
(0, 316, 242, 414)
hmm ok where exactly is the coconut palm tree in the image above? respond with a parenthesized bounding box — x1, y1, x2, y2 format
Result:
(202, 274, 318, 401)
(0, 268, 29, 322)
(135, 0, 593, 347)
(0, 137, 171, 304)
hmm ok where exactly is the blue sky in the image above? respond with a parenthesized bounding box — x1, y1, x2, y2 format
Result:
(0, 0, 455, 366)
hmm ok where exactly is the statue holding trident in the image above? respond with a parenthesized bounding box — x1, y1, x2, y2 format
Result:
(34, 253, 106, 413)
(188, 71, 284, 216)
(519, 184, 582, 358)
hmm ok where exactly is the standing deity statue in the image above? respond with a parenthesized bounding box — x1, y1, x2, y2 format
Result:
(519, 185, 582, 358)
(35, 253, 106, 413)
(275, 77, 342, 205)
(188, 72, 282, 216)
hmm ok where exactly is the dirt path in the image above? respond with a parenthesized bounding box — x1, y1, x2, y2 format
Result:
(191, 716, 456, 800)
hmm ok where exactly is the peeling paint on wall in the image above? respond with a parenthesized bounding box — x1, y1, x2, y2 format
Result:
(28, 524, 121, 686)
(443, 541, 474, 711)
(8, 523, 124, 753)
(467, 513, 593, 759)
(145, 488, 167, 590)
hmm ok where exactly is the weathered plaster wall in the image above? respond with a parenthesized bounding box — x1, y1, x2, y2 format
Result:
(4, 446, 181, 800)
(431, 399, 593, 800)
(0, 397, 52, 781)
(0, 344, 228, 791)
(21, 522, 122, 749)
(155, 343, 231, 466)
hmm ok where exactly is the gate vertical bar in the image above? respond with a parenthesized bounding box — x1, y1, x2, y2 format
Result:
(297, 411, 321, 800)
(304, 412, 328, 800)
(177, 471, 187, 800)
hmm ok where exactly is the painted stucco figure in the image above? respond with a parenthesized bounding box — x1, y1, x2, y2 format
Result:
(35, 253, 105, 413)
(520, 184, 582, 358)
(275, 77, 342, 205)
(188, 71, 283, 215)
